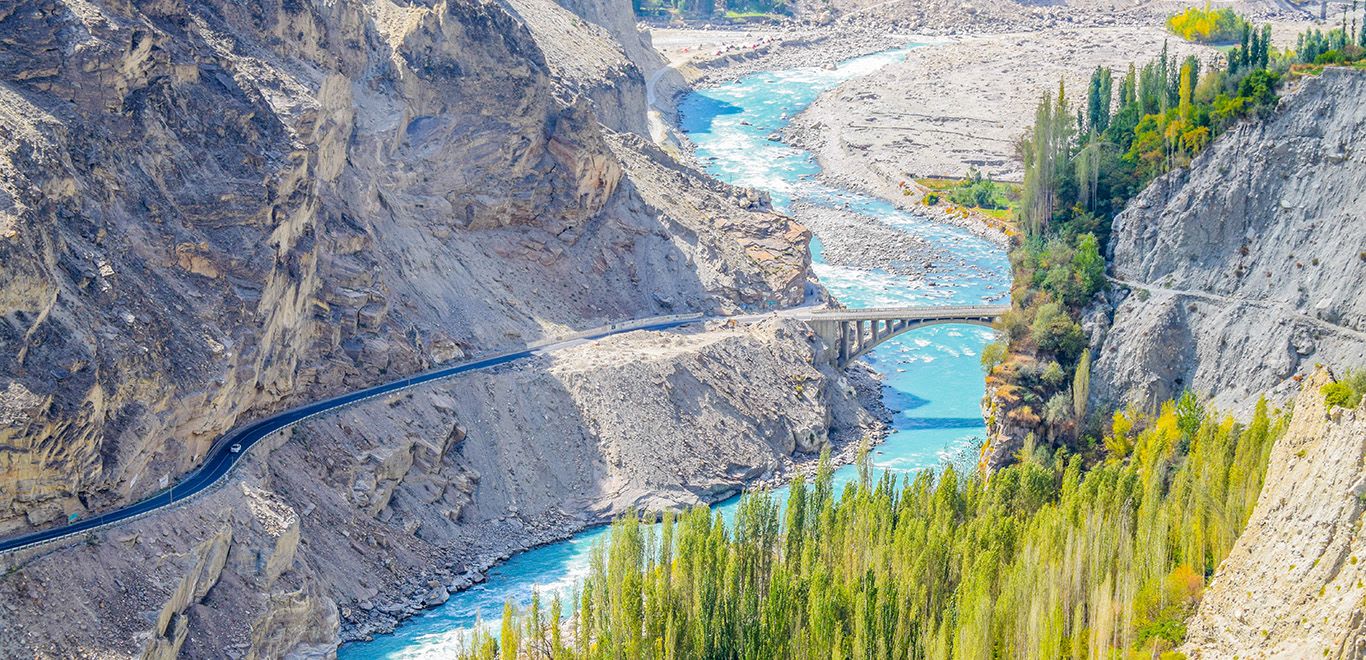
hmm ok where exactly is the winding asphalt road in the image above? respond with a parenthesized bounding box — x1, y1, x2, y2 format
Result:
(0, 294, 998, 555)
(0, 315, 706, 556)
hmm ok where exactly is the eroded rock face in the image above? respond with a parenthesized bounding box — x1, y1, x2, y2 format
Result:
(1090, 69, 1366, 417)
(0, 319, 875, 656)
(0, 0, 811, 536)
(1181, 370, 1366, 658)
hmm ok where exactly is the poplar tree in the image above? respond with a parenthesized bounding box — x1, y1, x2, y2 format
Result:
(1178, 56, 1199, 120)
(1360, 1, 1366, 46)
(1087, 66, 1114, 133)
(1237, 22, 1251, 71)
(1119, 64, 1137, 107)
(1072, 349, 1091, 421)
(1159, 40, 1177, 111)
(1259, 24, 1272, 69)
(1020, 92, 1056, 237)
(474, 396, 1288, 660)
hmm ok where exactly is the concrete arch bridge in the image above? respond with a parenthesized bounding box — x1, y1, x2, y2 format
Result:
(790, 305, 1008, 368)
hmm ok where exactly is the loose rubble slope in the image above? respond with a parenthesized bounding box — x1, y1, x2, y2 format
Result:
(0, 318, 877, 656)
(0, 0, 809, 535)
(1090, 69, 1366, 416)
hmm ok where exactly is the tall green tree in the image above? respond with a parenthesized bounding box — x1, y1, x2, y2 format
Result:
(1019, 82, 1078, 237)
(476, 396, 1288, 660)
(1360, 1, 1366, 46)
(1087, 66, 1114, 133)
(1178, 56, 1199, 120)
(1072, 349, 1091, 421)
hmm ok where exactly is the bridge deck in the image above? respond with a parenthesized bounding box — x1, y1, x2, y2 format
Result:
(790, 305, 1009, 322)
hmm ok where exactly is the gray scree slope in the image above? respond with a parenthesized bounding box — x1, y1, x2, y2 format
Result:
(1089, 69, 1366, 416)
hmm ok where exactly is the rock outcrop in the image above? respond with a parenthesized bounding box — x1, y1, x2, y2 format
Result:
(0, 0, 811, 537)
(1089, 69, 1366, 417)
(0, 0, 842, 655)
(1181, 369, 1366, 658)
(0, 319, 877, 655)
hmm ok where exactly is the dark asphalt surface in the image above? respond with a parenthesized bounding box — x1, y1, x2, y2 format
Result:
(0, 318, 696, 555)
(0, 303, 1001, 555)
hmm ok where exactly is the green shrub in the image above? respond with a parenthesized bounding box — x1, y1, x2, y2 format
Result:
(1041, 361, 1066, 386)
(981, 340, 1009, 371)
(949, 168, 1008, 210)
(1167, 5, 1247, 43)
(1030, 301, 1086, 360)
(1320, 368, 1365, 409)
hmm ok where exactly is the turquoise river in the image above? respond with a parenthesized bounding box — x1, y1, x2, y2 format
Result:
(341, 44, 1010, 658)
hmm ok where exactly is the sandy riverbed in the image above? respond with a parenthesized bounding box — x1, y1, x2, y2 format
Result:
(791, 202, 947, 279)
(786, 26, 1215, 186)
(777, 10, 1324, 243)
(651, 1, 1326, 245)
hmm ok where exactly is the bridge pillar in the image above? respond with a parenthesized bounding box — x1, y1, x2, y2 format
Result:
(841, 320, 852, 364)
(796, 304, 1006, 370)
(806, 319, 848, 367)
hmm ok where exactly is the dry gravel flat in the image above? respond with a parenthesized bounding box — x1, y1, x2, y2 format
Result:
(787, 26, 1214, 186)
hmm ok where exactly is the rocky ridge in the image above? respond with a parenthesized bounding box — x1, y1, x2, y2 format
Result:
(0, 0, 810, 537)
(1089, 69, 1366, 417)
(1181, 369, 1366, 658)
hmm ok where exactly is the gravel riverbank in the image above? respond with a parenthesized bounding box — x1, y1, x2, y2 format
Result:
(791, 202, 945, 280)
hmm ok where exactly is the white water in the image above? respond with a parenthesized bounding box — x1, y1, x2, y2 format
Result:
(341, 44, 1009, 659)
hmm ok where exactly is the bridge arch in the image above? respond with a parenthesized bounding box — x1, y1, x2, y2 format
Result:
(795, 305, 1007, 368)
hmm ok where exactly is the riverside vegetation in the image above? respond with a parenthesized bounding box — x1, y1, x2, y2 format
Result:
(460, 394, 1288, 658)
(1165, 4, 1248, 44)
(915, 170, 1016, 222)
(442, 20, 1361, 660)
(980, 19, 1360, 447)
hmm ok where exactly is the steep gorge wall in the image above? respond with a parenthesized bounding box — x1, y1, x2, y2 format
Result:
(1089, 69, 1366, 417)
(0, 319, 876, 656)
(0, 0, 810, 535)
(1181, 370, 1365, 658)
(1083, 71, 1366, 653)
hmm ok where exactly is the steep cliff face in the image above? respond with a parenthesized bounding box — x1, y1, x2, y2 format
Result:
(504, 0, 659, 135)
(0, 0, 810, 535)
(1181, 370, 1365, 658)
(0, 319, 876, 656)
(1090, 69, 1366, 416)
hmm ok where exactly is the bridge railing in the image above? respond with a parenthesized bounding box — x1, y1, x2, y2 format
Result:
(794, 305, 1009, 320)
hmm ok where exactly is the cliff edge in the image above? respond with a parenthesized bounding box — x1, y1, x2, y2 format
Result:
(1181, 369, 1365, 658)
(1090, 69, 1366, 417)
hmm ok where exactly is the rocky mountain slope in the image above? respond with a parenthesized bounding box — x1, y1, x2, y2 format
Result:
(0, 0, 810, 537)
(0, 0, 860, 655)
(0, 318, 876, 656)
(1089, 69, 1366, 417)
(1181, 369, 1365, 658)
